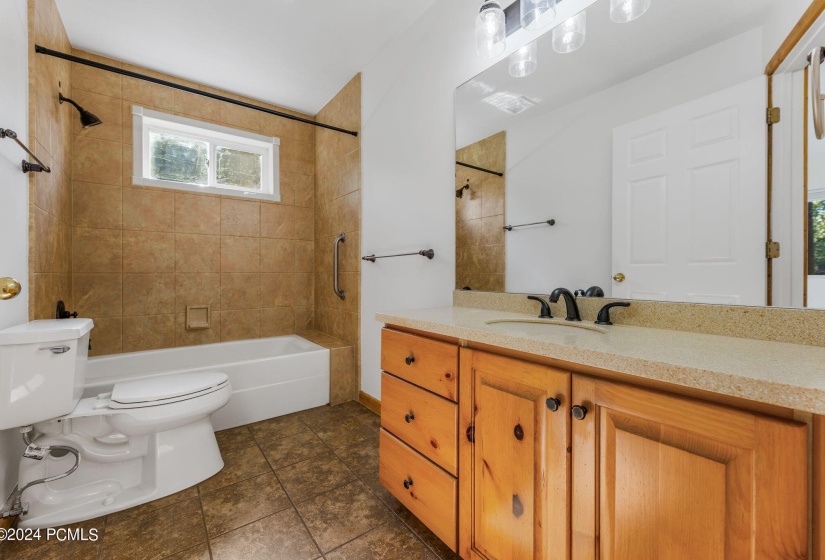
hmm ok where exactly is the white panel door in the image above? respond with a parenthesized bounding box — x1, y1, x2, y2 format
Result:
(612, 77, 766, 305)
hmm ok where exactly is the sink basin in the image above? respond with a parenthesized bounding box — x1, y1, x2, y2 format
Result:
(484, 318, 606, 335)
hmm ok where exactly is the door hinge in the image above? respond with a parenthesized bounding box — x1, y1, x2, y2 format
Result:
(766, 241, 781, 259)
(767, 107, 781, 125)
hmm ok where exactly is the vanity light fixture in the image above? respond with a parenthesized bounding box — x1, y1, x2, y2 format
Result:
(476, 0, 506, 59)
(59, 93, 102, 128)
(552, 11, 587, 54)
(509, 42, 538, 77)
(521, 0, 556, 30)
(610, 0, 651, 23)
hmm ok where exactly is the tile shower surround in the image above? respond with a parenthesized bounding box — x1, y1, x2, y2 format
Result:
(0, 402, 457, 560)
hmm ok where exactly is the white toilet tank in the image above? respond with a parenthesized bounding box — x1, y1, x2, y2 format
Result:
(0, 319, 94, 430)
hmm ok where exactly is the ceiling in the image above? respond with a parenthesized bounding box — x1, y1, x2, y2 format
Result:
(54, 0, 438, 115)
(456, 0, 776, 148)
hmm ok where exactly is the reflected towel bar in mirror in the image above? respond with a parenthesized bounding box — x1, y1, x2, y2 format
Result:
(0, 129, 51, 173)
(362, 250, 435, 263)
(504, 219, 555, 231)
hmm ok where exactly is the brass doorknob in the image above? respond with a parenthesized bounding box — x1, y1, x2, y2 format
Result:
(0, 277, 21, 300)
(612, 273, 625, 283)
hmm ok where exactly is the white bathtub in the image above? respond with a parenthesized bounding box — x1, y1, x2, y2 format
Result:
(83, 335, 330, 431)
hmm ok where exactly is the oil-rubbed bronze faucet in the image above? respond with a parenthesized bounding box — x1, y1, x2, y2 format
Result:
(527, 295, 552, 319)
(550, 288, 581, 321)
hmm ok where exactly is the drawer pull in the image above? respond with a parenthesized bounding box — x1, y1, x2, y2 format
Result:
(466, 425, 475, 443)
(405, 355, 415, 365)
(572, 405, 588, 420)
(405, 411, 415, 423)
(514, 424, 524, 441)
(403, 477, 414, 489)
(546, 397, 561, 412)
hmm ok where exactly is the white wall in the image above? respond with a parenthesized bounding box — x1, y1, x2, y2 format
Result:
(0, 0, 30, 501)
(505, 28, 766, 295)
(359, 0, 597, 399)
(761, 0, 814, 68)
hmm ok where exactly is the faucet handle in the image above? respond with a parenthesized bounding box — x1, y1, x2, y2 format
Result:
(527, 295, 552, 319)
(595, 302, 631, 326)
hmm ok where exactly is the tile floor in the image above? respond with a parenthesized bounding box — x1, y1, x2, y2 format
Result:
(1, 401, 458, 560)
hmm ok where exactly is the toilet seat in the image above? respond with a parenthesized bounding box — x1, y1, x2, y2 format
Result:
(109, 372, 229, 409)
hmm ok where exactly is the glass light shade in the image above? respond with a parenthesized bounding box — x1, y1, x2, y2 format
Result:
(552, 11, 586, 54)
(521, 0, 557, 31)
(610, 0, 651, 23)
(475, 1, 506, 59)
(509, 42, 538, 78)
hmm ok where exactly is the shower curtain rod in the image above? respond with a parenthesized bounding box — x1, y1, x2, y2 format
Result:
(456, 161, 503, 177)
(35, 45, 359, 137)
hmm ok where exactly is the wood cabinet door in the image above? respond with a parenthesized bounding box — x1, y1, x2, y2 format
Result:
(458, 349, 571, 560)
(571, 375, 808, 560)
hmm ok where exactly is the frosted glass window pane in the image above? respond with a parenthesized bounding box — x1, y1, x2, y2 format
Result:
(216, 146, 262, 190)
(149, 131, 208, 185)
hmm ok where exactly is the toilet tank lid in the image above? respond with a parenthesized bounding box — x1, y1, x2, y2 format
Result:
(0, 319, 94, 346)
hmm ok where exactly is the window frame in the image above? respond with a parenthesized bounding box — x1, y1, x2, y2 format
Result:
(132, 106, 280, 201)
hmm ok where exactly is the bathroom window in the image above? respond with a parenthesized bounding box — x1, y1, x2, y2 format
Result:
(132, 106, 279, 201)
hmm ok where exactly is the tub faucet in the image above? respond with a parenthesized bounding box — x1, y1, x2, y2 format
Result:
(550, 288, 581, 322)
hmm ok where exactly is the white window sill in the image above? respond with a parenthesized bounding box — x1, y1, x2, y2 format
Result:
(132, 176, 280, 202)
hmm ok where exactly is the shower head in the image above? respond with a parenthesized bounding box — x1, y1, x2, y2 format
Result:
(59, 92, 102, 128)
(456, 183, 470, 199)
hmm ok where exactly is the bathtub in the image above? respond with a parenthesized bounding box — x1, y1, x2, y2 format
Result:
(83, 335, 330, 431)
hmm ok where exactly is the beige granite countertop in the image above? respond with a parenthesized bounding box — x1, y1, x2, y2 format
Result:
(376, 306, 825, 415)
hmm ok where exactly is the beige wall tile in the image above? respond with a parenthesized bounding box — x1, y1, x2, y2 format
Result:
(261, 307, 295, 338)
(221, 236, 260, 273)
(34, 208, 70, 273)
(261, 273, 295, 308)
(221, 199, 260, 237)
(72, 61, 122, 98)
(295, 306, 315, 331)
(294, 240, 314, 273)
(176, 311, 221, 347)
(123, 231, 175, 273)
(281, 139, 314, 176)
(89, 316, 123, 356)
(293, 273, 314, 307)
(221, 309, 260, 341)
(220, 103, 261, 132)
(122, 76, 175, 112)
(122, 273, 175, 316)
(175, 273, 220, 314)
(173, 90, 221, 121)
(73, 136, 122, 186)
(123, 314, 176, 353)
(33, 273, 70, 320)
(261, 204, 294, 239)
(261, 238, 296, 273)
(329, 346, 356, 405)
(175, 193, 221, 235)
(73, 227, 121, 273)
(294, 207, 314, 240)
(122, 187, 175, 232)
(221, 273, 262, 311)
(74, 182, 122, 229)
(175, 234, 221, 273)
(74, 273, 122, 317)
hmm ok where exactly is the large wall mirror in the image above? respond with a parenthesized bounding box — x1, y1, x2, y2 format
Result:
(454, 0, 818, 308)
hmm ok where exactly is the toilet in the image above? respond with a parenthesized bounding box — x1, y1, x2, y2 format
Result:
(0, 319, 232, 528)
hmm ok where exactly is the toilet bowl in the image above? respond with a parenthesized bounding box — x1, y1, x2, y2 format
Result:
(0, 319, 232, 528)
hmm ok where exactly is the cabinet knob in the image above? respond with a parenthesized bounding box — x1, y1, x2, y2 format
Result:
(466, 425, 475, 443)
(405, 412, 415, 423)
(514, 424, 524, 441)
(571, 405, 588, 421)
(405, 355, 415, 365)
(546, 397, 561, 412)
(403, 477, 414, 489)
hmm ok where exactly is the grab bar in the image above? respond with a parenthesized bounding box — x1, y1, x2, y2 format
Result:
(362, 249, 435, 263)
(0, 129, 51, 173)
(333, 233, 346, 300)
(811, 48, 825, 139)
(504, 219, 555, 231)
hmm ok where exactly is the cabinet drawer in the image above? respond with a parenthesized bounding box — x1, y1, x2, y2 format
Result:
(381, 373, 458, 475)
(379, 429, 457, 551)
(381, 329, 458, 401)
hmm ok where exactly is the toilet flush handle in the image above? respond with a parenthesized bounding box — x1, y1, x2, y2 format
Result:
(39, 345, 70, 354)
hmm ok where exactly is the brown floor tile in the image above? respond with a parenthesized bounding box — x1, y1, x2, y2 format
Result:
(161, 542, 211, 560)
(201, 472, 291, 537)
(326, 517, 437, 560)
(355, 414, 381, 430)
(209, 508, 320, 560)
(296, 480, 390, 553)
(100, 498, 206, 560)
(198, 445, 271, 494)
(337, 400, 376, 420)
(259, 430, 326, 469)
(312, 416, 376, 450)
(298, 406, 351, 429)
(214, 426, 255, 451)
(276, 451, 356, 503)
(0, 516, 104, 560)
(106, 487, 199, 526)
(248, 413, 309, 443)
(334, 436, 379, 477)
